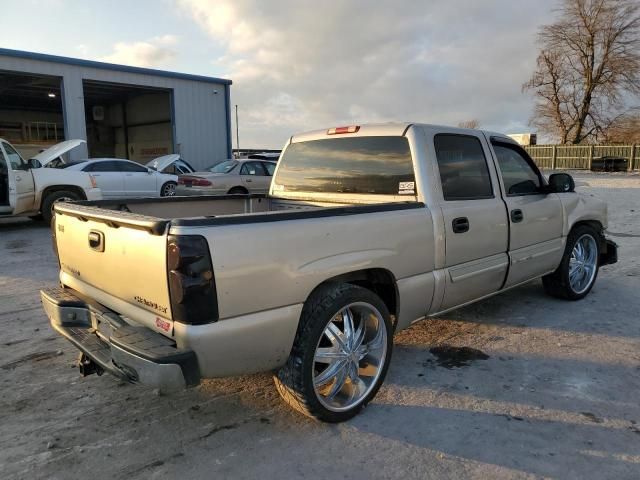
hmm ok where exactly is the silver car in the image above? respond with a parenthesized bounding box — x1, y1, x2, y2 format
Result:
(176, 159, 276, 195)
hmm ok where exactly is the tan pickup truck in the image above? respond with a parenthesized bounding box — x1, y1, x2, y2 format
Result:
(41, 123, 617, 422)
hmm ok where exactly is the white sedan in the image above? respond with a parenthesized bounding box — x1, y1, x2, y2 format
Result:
(64, 159, 178, 198)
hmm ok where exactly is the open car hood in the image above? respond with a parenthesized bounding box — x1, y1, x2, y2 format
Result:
(31, 139, 86, 166)
(146, 154, 181, 172)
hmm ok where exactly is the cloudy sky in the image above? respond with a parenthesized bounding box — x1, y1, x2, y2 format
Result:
(1, 0, 558, 148)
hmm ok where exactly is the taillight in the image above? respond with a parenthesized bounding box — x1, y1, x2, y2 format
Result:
(89, 174, 97, 188)
(167, 235, 218, 325)
(327, 125, 360, 135)
(179, 176, 212, 186)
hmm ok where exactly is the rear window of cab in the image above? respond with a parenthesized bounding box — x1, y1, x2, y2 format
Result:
(273, 136, 415, 195)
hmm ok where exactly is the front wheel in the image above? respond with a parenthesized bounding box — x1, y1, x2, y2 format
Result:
(161, 181, 177, 197)
(542, 225, 601, 300)
(274, 283, 393, 422)
(42, 190, 80, 225)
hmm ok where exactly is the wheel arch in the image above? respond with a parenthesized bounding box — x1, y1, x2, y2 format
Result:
(39, 185, 86, 212)
(304, 268, 399, 324)
(161, 180, 177, 196)
(227, 185, 249, 194)
(569, 219, 613, 265)
(570, 219, 605, 247)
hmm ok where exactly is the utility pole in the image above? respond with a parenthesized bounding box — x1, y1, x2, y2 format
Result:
(235, 105, 240, 159)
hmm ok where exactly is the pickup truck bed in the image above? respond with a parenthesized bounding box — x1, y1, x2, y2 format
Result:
(55, 193, 420, 233)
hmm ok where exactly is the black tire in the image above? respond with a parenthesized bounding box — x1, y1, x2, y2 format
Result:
(228, 186, 248, 195)
(542, 224, 601, 300)
(28, 214, 44, 222)
(42, 190, 80, 225)
(274, 283, 393, 422)
(161, 181, 177, 197)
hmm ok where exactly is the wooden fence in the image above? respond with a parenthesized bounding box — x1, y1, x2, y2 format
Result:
(524, 144, 639, 171)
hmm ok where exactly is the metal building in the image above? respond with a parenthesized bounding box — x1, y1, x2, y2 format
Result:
(0, 48, 232, 170)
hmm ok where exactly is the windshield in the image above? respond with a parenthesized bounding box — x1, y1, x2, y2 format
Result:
(207, 160, 238, 173)
(274, 136, 415, 195)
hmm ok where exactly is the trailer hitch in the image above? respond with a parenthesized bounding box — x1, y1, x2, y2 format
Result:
(77, 353, 104, 377)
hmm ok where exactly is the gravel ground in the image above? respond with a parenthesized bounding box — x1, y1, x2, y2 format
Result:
(1, 171, 639, 480)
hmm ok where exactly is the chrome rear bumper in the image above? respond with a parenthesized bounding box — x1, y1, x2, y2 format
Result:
(41, 287, 200, 392)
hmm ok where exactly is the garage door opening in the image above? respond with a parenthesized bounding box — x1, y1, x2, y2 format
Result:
(0, 70, 64, 159)
(82, 80, 174, 163)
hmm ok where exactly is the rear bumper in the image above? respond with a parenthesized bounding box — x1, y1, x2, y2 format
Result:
(41, 287, 199, 391)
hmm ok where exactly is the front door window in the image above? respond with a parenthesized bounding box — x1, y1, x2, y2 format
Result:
(2, 142, 27, 171)
(492, 143, 542, 196)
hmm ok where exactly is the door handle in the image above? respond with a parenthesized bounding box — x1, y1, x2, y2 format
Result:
(511, 209, 524, 223)
(246, 179, 253, 182)
(452, 217, 470, 234)
(15, 175, 21, 181)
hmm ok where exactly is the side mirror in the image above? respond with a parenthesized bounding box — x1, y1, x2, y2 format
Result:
(547, 173, 575, 193)
(27, 158, 41, 169)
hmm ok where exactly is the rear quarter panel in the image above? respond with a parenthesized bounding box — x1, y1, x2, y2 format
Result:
(171, 206, 436, 325)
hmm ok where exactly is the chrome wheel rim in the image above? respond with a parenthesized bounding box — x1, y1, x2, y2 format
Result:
(569, 234, 598, 294)
(312, 302, 387, 412)
(163, 183, 176, 196)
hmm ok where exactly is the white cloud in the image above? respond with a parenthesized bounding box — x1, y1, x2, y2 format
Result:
(178, 0, 558, 147)
(100, 35, 179, 68)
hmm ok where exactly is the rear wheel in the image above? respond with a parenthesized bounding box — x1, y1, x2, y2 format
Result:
(228, 186, 248, 195)
(542, 225, 600, 300)
(42, 190, 80, 225)
(161, 181, 177, 197)
(274, 283, 393, 422)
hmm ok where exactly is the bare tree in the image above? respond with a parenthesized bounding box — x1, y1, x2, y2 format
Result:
(603, 111, 640, 142)
(524, 0, 640, 144)
(457, 119, 480, 129)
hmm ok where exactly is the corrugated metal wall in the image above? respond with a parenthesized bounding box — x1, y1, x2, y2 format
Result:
(0, 53, 231, 170)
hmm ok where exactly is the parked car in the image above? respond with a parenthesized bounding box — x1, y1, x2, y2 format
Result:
(247, 152, 281, 161)
(0, 138, 101, 223)
(64, 159, 178, 198)
(176, 158, 277, 195)
(591, 156, 628, 172)
(42, 123, 617, 422)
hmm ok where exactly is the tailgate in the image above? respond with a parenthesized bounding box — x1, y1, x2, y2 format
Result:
(53, 204, 173, 323)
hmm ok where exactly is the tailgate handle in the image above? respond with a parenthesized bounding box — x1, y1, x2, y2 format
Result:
(88, 230, 105, 252)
